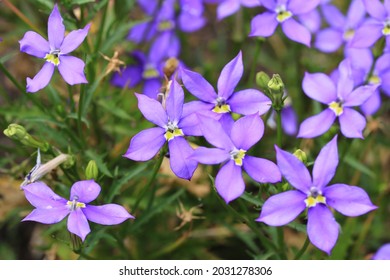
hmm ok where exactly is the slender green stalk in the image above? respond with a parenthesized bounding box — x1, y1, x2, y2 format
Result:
(275, 110, 283, 147)
(248, 40, 262, 87)
(294, 236, 310, 260)
(94, 1, 109, 53)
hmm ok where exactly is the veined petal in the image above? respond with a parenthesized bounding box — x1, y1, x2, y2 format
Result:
(343, 85, 378, 107)
(190, 147, 230, 164)
(22, 207, 69, 224)
(83, 204, 134, 225)
(243, 155, 281, 183)
(275, 146, 312, 193)
(230, 114, 264, 150)
(339, 108, 366, 139)
(324, 184, 377, 216)
(67, 209, 90, 241)
(350, 23, 383, 48)
(321, 4, 346, 29)
(281, 18, 311, 47)
(19, 31, 50, 58)
(314, 29, 343, 53)
(363, 0, 386, 20)
(123, 127, 166, 161)
(256, 190, 306, 226)
(217, 51, 243, 100)
(288, 0, 320, 15)
(166, 79, 184, 123)
(22, 182, 67, 208)
(215, 160, 245, 203)
(307, 204, 339, 255)
(297, 109, 336, 138)
(135, 93, 168, 127)
(60, 24, 90, 54)
(48, 4, 65, 49)
(217, 0, 240, 20)
(168, 137, 198, 180)
(26, 62, 55, 93)
(70, 180, 101, 204)
(312, 135, 338, 190)
(302, 72, 337, 104)
(181, 69, 217, 102)
(58, 56, 88, 85)
(249, 12, 279, 37)
(228, 89, 272, 115)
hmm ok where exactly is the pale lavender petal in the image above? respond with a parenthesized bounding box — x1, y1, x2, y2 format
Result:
(288, 0, 320, 15)
(179, 13, 206, 32)
(375, 53, 390, 73)
(83, 204, 134, 225)
(181, 69, 217, 102)
(58, 56, 88, 85)
(70, 180, 100, 203)
(135, 93, 168, 127)
(217, 0, 240, 20)
(123, 127, 165, 161)
(22, 208, 69, 224)
(261, 0, 276, 10)
(166, 79, 184, 123)
(179, 113, 203, 136)
(48, 4, 65, 49)
(190, 147, 230, 164)
(219, 113, 235, 135)
(282, 18, 311, 47)
(275, 146, 312, 193)
(143, 78, 162, 99)
(243, 155, 281, 183)
(373, 244, 390, 260)
(315, 29, 343, 53)
(22, 182, 67, 208)
(298, 10, 321, 33)
(168, 137, 198, 180)
(228, 89, 272, 115)
(336, 59, 355, 101)
(385, 0, 390, 14)
(324, 184, 377, 216)
(230, 114, 264, 150)
(339, 108, 366, 139)
(19, 31, 50, 58)
(281, 106, 298, 135)
(242, 0, 260, 6)
(361, 89, 381, 116)
(307, 204, 339, 255)
(350, 23, 383, 48)
(347, 0, 366, 27)
(363, 0, 386, 20)
(197, 114, 235, 150)
(182, 101, 215, 117)
(312, 135, 338, 190)
(26, 62, 55, 93)
(217, 51, 243, 99)
(302, 72, 337, 104)
(215, 160, 245, 203)
(297, 109, 336, 138)
(249, 12, 279, 37)
(60, 24, 90, 54)
(380, 71, 390, 96)
(256, 190, 306, 226)
(343, 85, 377, 107)
(321, 4, 346, 29)
(68, 209, 90, 241)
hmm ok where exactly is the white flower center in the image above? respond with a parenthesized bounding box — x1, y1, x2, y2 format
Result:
(230, 149, 246, 166)
(67, 196, 86, 211)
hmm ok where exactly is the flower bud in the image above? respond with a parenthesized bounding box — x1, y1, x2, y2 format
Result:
(293, 149, 307, 164)
(268, 74, 284, 96)
(4, 124, 49, 151)
(256, 71, 271, 93)
(85, 160, 98, 180)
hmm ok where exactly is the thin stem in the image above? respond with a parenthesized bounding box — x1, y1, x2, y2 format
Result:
(94, 1, 109, 53)
(294, 236, 310, 260)
(275, 110, 283, 147)
(249, 40, 262, 87)
(3, 0, 43, 35)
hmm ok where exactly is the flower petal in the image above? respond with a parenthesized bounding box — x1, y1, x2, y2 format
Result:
(363, 0, 386, 20)
(182, 101, 215, 118)
(302, 72, 337, 104)
(26, 62, 55, 93)
(190, 147, 230, 164)
(217, 0, 240, 20)
(168, 137, 198, 180)
(307, 204, 339, 255)
(48, 4, 65, 49)
(347, 0, 366, 27)
(243, 155, 281, 183)
(339, 108, 366, 139)
(123, 127, 166, 161)
(67, 209, 90, 241)
(127, 21, 155, 43)
(143, 78, 162, 99)
(314, 28, 343, 53)
(70, 180, 101, 203)
(256, 190, 306, 226)
(281, 106, 298, 136)
(166, 79, 184, 123)
(83, 204, 134, 225)
(343, 85, 378, 107)
(217, 51, 243, 99)
(298, 9, 321, 33)
(275, 146, 312, 193)
(361, 89, 381, 116)
(324, 184, 377, 216)
(230, 114, 264, 150)
(135, 93, 168, 127)
(19, 31, 50, 58)
(288, 0, 320, 15)
(58, 56, 88, 85)
(350, 23, 383, 48)
(181, 68, 217, 102)
(372, 244, 390, 260)
(297, 109, 336, 138)
(321, 4, 346, 29)
(22, 181, 67, 208)
(282, 18, 311, 47)
(228, 89, 272, 115)
(60, 24, 90, 54)
(110, 65, 143, 88)
(179, 12, 206, 32)
(249, 12, 279, 37)
(312, 135, 338, 190)
(22, 208, 69, 224)
(215, 160, 245, 203)
(261, 0, 276, 10)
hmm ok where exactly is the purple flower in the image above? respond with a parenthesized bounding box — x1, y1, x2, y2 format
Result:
(19, 4, 90, 93)
(216, 0, 261, 21)
(297, 59, 378, 139)
(249, 0, 321, 46)
(181, 51, 271, 129)
(350, 0, 390, 48)
(190, 114, 281, 203)
(315, 0, 366, 52)
(257, 136, 377, 254)
(124, 79, 198, 180)
(22, 180, 133, 241)
(372, 244, 390, 260)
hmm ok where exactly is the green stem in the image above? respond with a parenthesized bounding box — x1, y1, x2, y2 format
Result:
(294, 236, 310, 260)
(94, 1, 109, 53)
(275, 109, 283, 147)
(248, 40, 262, 87)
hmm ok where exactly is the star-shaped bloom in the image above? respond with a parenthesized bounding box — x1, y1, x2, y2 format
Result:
(257, 136, 377, 254)
(297, 59, 378, 139)
(124, 79, 198, 180)
(372, 244, 390, 260)
(19, 4, 90, 93)
(22, 180, 134, 241)
(190, 114, 281, 203)
(216, 0, 260, 21)
(249, 0, 321, 46)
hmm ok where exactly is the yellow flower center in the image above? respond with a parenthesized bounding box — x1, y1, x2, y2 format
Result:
(368, 75, 381, 85)
(383, 21, 390, 35)
(142, 64, 159, 79)
(164, 128, 184, 141)
(305, 187, 326, 208)
(45, 52, 60, 66)
(230, 149, 246, 166)
(343, 29, 355, 40)
(276, 5, 292, 22)
(213, 97, 231, 113)
(67, 198, 86, 211)
(329, 101, 343, 116)
(158, 20, 174, 31)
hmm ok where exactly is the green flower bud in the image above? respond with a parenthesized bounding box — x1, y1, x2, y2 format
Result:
(62, 154, 75, 169)
(85, 160, 99, 180)
(256, 71, 271, 93)
(293, 149, 307, 164)
(4, 124, 49, 151)
(268, 74, 284, 96)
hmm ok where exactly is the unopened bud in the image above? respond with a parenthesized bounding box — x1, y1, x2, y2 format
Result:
(256, 71, 271, 93)
(293, 149, 307, 164)
(268, 74, 284, 96)
(85, 160, 99, 180)
(163, 57, 180, 78)
(4, 124, 49, 151)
